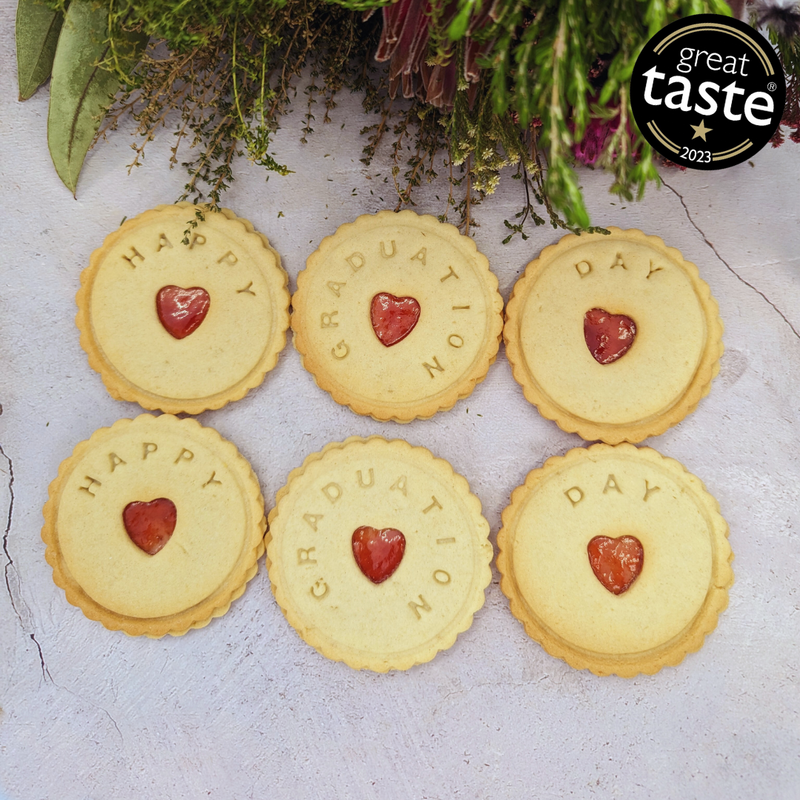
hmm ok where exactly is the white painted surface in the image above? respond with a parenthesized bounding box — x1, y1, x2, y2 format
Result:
(1, 3, 799, 797)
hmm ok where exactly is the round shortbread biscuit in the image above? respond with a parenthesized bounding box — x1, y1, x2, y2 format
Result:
(497, 444, 733, 677)
(77, 203, 290, 414)
(504, 228, 723, 442)
(292, 210, 504, 422)
(42, 414, 266, 637)
(267, 437, 493, 671)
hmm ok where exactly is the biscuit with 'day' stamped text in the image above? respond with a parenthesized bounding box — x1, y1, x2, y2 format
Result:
(497, 443, 733, 677)
(504, 228, 723, 443)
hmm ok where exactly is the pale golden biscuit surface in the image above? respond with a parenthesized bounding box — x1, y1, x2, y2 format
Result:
(293, 210, 504, 422)
(42, 414, 266, 637)
(504, 228, 723, 442)
(497, 444, 733, 677)
(77, 203, 290, 414)
(267, 437, 493, 671)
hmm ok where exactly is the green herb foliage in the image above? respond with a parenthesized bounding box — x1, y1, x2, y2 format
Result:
(445, 0, 732, 226)
(33, 0, 795, 234)
(91, 0, 383, 209)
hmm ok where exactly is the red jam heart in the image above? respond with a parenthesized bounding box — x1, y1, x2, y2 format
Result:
(352, 526, 406, 583)
(587, 535, 644, 595)
(584, 308, 637, 364)
(156, 286, 210, 339)
(123, 498, 177, 555)
(370, 293, 421, 347)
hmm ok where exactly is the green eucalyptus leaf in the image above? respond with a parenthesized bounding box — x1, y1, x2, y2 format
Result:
(48, 1, 146, 195)
(16, 0, 66, 101)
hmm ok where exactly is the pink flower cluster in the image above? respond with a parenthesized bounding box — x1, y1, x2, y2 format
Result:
(572, 110, 637, 167)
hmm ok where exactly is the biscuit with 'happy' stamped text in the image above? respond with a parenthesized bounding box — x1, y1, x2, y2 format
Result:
(77, 203, 290, 414)
(42, 414, 266, 637)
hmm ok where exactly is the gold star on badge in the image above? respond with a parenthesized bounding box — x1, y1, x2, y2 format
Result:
(690, 119, 712, 141)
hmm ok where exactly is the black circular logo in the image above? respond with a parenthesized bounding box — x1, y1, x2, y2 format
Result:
(631, 14, 785, 170)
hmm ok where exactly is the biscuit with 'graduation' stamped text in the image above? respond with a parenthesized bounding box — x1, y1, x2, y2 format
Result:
(267, 436, 493, 671)
(292, 211, 504, 422)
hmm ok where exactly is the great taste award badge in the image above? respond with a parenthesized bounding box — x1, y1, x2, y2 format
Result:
(631, 14, 786, 169)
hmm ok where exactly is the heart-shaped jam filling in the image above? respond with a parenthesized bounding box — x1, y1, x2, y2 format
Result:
(370, 293, 421, 347)
(123, 498, 177, 555)
(584, 308, 637, 364)
(156, 285, 211, 339)
(352, 526, 406, 583)
(587, 535, 644, 595)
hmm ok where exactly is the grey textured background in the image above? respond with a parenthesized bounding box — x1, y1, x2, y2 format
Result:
(1, 3, 799, 797)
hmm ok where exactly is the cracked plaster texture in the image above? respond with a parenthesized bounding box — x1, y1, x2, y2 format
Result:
(1, 4, 799, 798)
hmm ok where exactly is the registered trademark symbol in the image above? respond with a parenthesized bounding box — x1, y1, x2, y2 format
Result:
(768, 82, 778, 92)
